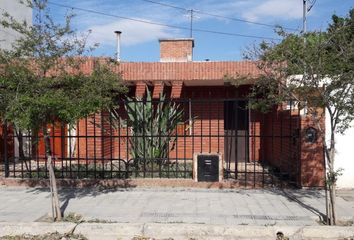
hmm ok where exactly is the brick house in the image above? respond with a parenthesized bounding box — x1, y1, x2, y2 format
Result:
(1, 38, 325, 187)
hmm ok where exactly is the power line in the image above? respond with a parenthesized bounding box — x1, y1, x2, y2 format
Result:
(139, 0, 299, 32)
(140, 0, 187, 11)
(47, 1, 281, 41)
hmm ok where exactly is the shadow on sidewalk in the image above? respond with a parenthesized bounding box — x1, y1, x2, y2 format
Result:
(26, 179, 137, 215)
(267, 188, 326, 222)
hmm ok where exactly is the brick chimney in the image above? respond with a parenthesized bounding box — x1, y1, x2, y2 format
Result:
(159, 38, 194, 62)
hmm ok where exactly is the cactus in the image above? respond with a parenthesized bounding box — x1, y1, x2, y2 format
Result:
(124, 89, 183, 166)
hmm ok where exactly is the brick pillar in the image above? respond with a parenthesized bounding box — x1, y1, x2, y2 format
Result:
(135, 82, 146, 98)
(171, 81, 183, 98)
(300, 115, 325, 187)
(153, 81, 164, 99)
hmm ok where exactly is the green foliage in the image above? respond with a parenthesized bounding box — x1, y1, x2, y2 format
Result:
(0, 0, 126, 131)
(326, 168, 344, 186)
(240, 8, 354, 135)
(125, 89, 183, 164)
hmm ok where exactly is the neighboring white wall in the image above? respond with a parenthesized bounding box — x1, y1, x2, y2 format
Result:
(0, 0, 32, 50)
(326, 110, 354, 189)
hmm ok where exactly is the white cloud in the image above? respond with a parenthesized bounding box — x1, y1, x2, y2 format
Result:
(87, 19, 176, 47)
(242, 0, 303, 21)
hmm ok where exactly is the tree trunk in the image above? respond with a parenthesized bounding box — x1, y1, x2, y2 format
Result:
(328, 134, 337, 225)
(15, 128, 29, 171)
(43, 127, 62, 221)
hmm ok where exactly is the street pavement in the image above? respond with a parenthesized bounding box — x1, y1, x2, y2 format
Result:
(0, 186, 353, 226)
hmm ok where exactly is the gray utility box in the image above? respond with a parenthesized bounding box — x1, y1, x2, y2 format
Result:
(193, 153, 223, 182)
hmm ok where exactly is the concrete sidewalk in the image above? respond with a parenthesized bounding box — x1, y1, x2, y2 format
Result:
(0, 186, 353, 226)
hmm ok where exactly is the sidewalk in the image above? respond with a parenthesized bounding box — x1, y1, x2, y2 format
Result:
(0, 186, 353, 226)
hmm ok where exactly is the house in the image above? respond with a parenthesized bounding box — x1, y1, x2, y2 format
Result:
(1, 38, 325, 188)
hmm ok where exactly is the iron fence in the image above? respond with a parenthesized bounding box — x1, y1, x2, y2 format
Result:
(1, 98, 301, 187)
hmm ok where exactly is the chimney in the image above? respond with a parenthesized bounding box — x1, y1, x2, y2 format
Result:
(159, 38, 194, 62)
(114, 31, 122, 61)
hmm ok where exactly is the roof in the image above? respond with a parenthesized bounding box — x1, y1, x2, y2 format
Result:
(117, 61, 261, 82)
(78, 58, 261, 84)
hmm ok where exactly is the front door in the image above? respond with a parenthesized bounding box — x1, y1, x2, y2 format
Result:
(224, 100, 249, 169)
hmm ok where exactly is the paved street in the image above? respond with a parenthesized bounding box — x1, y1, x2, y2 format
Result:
(0, 186, 353, 226)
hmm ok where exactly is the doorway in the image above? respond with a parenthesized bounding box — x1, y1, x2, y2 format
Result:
(224, 100, 249, 166)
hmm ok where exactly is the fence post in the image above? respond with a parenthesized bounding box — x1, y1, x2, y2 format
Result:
(2, 122, 9, 177)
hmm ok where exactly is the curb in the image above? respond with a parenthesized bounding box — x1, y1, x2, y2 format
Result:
(1, 222, 353, 240)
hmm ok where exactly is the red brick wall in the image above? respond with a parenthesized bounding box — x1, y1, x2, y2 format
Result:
(262, 108, 301, 183)
(299, 114, 325, 187)
(160, 39, 193, 62)
(0, 124, 14, 161)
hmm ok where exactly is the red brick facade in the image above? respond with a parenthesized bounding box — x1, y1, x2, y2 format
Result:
(1, 39, 325, 187)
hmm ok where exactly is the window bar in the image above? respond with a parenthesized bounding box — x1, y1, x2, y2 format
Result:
(200, 100, 203, 153)
(271, 107, 274, 186)
(77, 120, 80, 179)
(44, 128, 48, 179)
(2, 124, 9, 177)
(217, 100, 220, 153)
(184, 100, 187, 178)
(158, 99, 162, 178)
(245, 101, 249, 188)
(253, 109, 257, 188)
(85, 117, 88, 178)
(36, 131, 40, 178)
(101, 111, 105, 179)
(289, 100, 293, 183)
(209, 99, 211, 153)
(280, 107, 283, 188)
(167, 99, 170, 178)
(142, 100, 146, 178)
(51, 121, 55, 178)
(297, 106, 301, 186)
(151, 99, 154, 178)
(19, 130, 24, 178)
(235, 100, 239, 180)
(61, 123, 65, 178)
(69, 122, 72, 179)
(262, 112, 265, 188)
(134, 100, 138, 178)
(110, 110, 113, 179)
(126, 100, 130, 178)
(93, 114, 97, 179)
(118, 106, 122, 178)
(191, 100, 195, 180)
(225, 101, 230, 178)
(28, 130, 32, 178)
(175, 99, 178, 178)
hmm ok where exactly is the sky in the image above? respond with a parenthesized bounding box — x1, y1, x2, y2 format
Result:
(46, 0, 353, 62)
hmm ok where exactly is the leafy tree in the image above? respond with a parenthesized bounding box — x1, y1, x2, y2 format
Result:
(237, 8, 353, 225)
(0, 0, 126, 221)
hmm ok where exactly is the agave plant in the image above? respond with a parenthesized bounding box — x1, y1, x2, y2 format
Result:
(124, 89, 183, 166)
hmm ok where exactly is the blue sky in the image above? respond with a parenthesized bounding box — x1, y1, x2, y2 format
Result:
(47, 0, 353, 62)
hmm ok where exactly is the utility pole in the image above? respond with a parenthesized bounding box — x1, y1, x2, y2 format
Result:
(303, 0, 307, 36)
(189, 9, 194, 38)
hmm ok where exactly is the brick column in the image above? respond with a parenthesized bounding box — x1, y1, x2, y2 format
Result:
(171, 81, 183, 98)
(153, 81, 164, 99)
(299, 114, 325, 187)
(135, 82, 146, 98)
